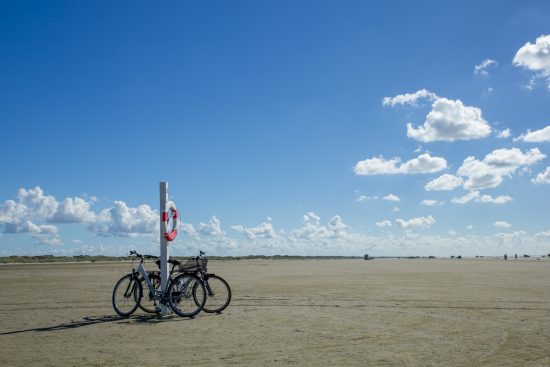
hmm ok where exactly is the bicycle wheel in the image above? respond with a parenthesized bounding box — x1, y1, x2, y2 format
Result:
(112, 274, 142, 317)
(138, 272, 161, 314)
(168, 273, 205, 318)
(196, 274, 231, 313)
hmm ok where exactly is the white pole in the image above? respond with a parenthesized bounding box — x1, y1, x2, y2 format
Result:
(159, 181, 171, 315)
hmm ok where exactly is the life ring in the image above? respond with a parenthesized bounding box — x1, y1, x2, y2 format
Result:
(162, 201, 179, 241)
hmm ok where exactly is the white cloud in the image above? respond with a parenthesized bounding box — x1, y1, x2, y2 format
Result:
(2, 220, 58, 234)
(198, 216, 225, 236)
(517, 125, 550, 142)
(383, 194, 400, 202)
(396, 215, 435, 230)
(535, 230, 550, 238)
(425, 174, 464, 191)
(291, 212, 351, 240)
(392, 206, 400, 212)
(0, 186, 102, 237)
(356, 195, 378, 202)
(513, 34, 550, 90)
(32, 235, 62, 246)
(180, 223, 198, 238)
(354, 153, 447, 175)
(451, 191, 512, 204)
(478, 194, 513, 204)
(451, 191, 480, 204)
(457, 148, 546, 190)
(88, 201, 157, 237)
(494, 221, 511, 228)
(382, 89, 438, 107)
(420, 199, 439, 206)
(467, 225, 473, 230)
(532, 167, 550, 184)
(474, 59, 498, 76)
(49, 197, 96, 223)
(17, 187, 58, 220)
(496, 128, 511, 139)
(375, 220, 392, 228)
(232, 218, 276, 240)
(407, 98, 491, 142)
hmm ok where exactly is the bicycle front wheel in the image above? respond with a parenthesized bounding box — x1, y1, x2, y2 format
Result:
(197, 274, 231, 313)
(168, 273, 205, 318)
(112, 274, 142, 317)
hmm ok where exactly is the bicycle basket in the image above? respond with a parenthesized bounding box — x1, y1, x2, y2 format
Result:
(178, 257, 207, 272)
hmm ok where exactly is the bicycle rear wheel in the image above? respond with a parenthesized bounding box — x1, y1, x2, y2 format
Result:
(168, 273, 205, 318)
(112, 274, 142, 317)
(138, 272, 161, 314)
(196, 274, 231, 313)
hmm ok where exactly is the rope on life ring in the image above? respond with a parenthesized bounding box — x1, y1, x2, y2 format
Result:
(162, 201, 179, 241)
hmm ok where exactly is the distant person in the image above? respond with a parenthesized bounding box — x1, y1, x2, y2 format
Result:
(515, 253, 517, 260)
(504, 254, 507, 260)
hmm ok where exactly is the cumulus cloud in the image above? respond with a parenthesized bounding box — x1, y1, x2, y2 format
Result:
(451, 191, 512, 204)
(532, 167, 550, 184)
(516, 125, 550, 142)
(496, 128, 511, 139)
(232, 217, 276, 240)
(383, 194, 400, 202)
(513, 34, 550, 90)
(407, 98, 491, 142)
(291, 212, 351, 240)
(180, 223, 198, 238)
(32, 235, 62, 246)
(88, 201, 157, 237)
(375, 220, 392, 228)
(425, 174, 464, 191)
(354, 153, 447, 175)
(535, 230, 550, 238)
(198, 216, 225, 236)
(49, 197, 96, 223)
(382, 89, 438, 107)
(396, 215, 435, 230)
(494, 221, 511, 228)
(17, 187, 58, 220)
(457, 148, 546, 190)
(0, 187, 59, 235)
(474, 59, 498, 76)
(2, 220, 58, 234)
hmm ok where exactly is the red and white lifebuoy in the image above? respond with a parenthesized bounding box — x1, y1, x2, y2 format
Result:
(162, 201, 179, 241)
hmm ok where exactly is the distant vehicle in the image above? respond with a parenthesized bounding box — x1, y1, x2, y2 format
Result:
(364, 254, 373, 260)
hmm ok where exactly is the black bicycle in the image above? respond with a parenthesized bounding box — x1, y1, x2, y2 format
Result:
(180, 251, 232, 314)
(112, 250, 206, 318)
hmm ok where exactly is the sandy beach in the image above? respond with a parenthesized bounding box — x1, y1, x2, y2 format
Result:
(1, 258, 549, 366)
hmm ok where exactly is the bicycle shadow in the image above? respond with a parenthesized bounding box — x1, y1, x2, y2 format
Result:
(0, 314, 188, 336)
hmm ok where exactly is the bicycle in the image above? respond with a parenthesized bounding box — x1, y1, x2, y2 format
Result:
(111, 250, 206, 318)
(178, 251, 232, 314)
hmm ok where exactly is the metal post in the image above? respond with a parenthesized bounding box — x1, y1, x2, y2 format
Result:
(159, 182, 171, 315)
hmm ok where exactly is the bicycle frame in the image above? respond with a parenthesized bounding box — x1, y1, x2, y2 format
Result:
(135, 259, 165, 303)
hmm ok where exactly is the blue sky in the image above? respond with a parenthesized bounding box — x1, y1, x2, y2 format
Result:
(1, 0, 550, 256)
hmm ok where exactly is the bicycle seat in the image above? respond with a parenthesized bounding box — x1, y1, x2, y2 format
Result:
(154, 258, 182, 268)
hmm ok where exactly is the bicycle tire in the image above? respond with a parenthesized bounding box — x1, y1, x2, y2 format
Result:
(195, 274, 231, 313)
(112, 273, 142, 317)
(138, 272, 161, 314)
(168, 273, 205, 318)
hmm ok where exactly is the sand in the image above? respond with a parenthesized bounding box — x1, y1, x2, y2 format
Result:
(1, 258, 549, 366)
